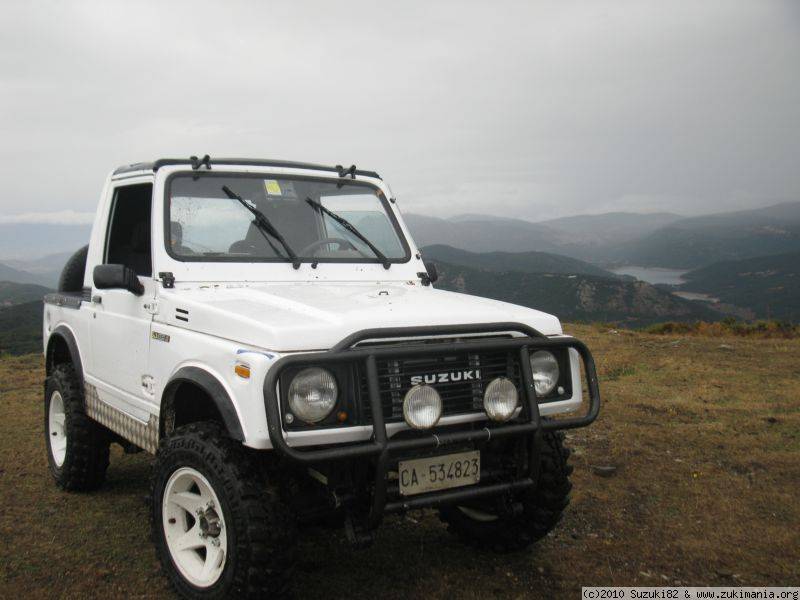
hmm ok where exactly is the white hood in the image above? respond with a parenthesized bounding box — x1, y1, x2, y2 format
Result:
(157, 282, 562, 352)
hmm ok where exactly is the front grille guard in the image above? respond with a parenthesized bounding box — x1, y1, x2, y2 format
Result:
(262, 323, 601, 527)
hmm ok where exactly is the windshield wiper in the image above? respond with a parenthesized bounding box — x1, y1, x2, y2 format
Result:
(222, 186, 300, 269)
(305, 197, 391, 269)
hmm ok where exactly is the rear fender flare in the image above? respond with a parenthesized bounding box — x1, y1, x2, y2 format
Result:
(45, 325, 85, 390)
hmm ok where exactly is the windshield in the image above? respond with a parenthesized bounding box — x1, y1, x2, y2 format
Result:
(166, 173, 409, 264)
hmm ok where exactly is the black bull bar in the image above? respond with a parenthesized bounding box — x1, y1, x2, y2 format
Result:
(263, 323, 600, 526)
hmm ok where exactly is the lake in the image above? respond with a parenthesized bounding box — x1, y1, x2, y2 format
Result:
(610, 266, 689, 286)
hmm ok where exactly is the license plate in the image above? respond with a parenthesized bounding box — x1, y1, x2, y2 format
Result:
(398, 450, 480, 496)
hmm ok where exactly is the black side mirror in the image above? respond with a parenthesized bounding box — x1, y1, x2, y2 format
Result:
(425, 261, 439, 284)
(417, 260, 439, 286)
(93, 264, 145, 296)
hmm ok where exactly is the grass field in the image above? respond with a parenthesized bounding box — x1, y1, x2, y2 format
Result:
(1, 325, 799, 598)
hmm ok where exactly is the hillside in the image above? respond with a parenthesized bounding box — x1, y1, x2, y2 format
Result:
(681, 252, 800, 321)
(3, 328, 798, 596)
(610, 202, 800, 269)
(0, 281, 51, 306)
(434, 261, 717, 326)
(3, 251, 72, 287)
(0, 262, 52, 287)
(421, 245, 615, 277)
(536, 212, 683, 245)
(0, 301, 42, 356)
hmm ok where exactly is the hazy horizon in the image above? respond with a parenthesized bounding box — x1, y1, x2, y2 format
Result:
(4, 198, 800, 229)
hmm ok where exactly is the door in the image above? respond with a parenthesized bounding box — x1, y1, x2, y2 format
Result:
(88, 182, 156, 418)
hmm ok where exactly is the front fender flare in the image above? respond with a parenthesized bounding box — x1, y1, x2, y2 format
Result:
(161, 367, 245, 441)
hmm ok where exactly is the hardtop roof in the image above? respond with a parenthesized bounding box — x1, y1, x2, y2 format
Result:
(112, 158, 381, 179)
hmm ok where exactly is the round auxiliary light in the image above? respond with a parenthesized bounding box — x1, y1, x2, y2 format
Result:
(530, 350, 560, 397)
(483, 377, 519, 422)
(288, 368, 338, 424)
(403, 385, 443, 430)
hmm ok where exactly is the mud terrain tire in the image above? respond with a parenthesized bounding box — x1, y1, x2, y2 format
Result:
(439, 431, 573, 552)
(44, 363, 110, 490)
(150, 422, 296, 599)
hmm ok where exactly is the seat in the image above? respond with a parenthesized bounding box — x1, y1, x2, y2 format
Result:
(126, 221, 152, 276)
(229, 223, 275, 255)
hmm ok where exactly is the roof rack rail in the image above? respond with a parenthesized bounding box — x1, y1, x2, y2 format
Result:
(112, 158, 381, 179)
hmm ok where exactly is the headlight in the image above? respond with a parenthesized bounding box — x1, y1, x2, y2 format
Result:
(530, 350, 559, 396)
(483, 377, 518, 422)
(288, 368, 338, 423)
(403, 385, 442, 429)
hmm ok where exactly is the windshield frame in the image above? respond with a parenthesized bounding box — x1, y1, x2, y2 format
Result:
(162, 171, 412, 265)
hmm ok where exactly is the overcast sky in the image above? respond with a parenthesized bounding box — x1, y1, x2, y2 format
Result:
(1, 0, 799, 223)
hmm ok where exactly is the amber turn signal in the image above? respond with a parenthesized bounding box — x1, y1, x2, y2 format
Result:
(234, 363, 251, 379)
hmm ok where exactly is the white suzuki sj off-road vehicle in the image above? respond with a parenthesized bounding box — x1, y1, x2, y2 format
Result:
(43, 156, 600, 599)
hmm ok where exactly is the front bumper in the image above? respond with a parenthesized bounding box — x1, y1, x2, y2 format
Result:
(263, 322, 600, 528)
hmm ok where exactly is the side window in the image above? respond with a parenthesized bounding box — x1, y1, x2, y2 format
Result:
(105, 183, 153, 277)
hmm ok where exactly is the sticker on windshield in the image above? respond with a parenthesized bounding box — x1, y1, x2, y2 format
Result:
(264, 180, 297, 199)
(264, 180, 282, 195)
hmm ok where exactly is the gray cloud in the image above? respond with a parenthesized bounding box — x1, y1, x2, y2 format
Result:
(1, 0, 798, 222)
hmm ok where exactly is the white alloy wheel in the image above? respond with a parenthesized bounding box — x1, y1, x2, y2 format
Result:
(48, 390, 67, 467)
(162, 467, 228, 588)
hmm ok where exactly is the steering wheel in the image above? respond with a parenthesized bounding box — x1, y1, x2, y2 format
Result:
(300, 237, 363, 257)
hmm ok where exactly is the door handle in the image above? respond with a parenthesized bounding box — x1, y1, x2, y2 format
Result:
(91, 295, 103, 304)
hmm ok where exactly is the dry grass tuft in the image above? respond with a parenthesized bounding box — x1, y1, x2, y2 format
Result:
(645, 319, 800, 339)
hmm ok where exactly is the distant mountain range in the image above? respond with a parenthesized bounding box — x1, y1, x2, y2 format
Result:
(404, 213, 564, 254)
(421, 244, 615, 278)
(536, 211, 684, 246)
(3, 202, 798, 272)
(406, 202, 800, 270)
(607, 202, 800, 269)
(0, 262, 52, 287)
(1, 251, 72, 288)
